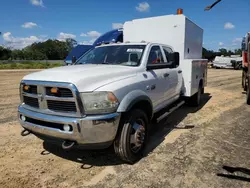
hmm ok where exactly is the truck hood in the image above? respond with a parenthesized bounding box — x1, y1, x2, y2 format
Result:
(23, 64, 137, 92)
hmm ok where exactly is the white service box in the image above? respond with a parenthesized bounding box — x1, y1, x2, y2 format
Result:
(123, 14, 203, 60)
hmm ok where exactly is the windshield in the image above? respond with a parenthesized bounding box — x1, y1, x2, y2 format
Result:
(75, 45, 146, 66)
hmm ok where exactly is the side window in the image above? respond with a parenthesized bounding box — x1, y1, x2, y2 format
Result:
(147, 46, 164, 64)
(162, 46, 173, 63)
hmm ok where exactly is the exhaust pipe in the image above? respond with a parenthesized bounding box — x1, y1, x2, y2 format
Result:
(21, 129, 31, 136)
(62, 140, 75, 150)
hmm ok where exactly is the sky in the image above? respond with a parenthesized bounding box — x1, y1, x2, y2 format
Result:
(0, 0, 249, 51)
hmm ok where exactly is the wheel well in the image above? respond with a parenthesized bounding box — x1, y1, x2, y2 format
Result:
(129, 100, 153, 120)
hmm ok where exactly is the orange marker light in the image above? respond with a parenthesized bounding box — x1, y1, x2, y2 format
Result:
(108, 92, 118, 103)
(51, 87, 58, 94)
(177, 8, 183, 15)
(23, 85, 30, 91)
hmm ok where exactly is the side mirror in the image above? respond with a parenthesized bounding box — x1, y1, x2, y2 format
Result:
(169, 52, 179, 67)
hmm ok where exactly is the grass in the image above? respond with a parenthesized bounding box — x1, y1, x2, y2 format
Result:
(0, 62, 63, 69)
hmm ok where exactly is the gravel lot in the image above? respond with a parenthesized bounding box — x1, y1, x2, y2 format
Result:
(0, 69, 249, 188)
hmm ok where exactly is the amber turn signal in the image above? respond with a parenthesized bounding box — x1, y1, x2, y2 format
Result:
(51, 87, 58, 94)
(108, 92, 118, 103)
(23, 85, 30, 91)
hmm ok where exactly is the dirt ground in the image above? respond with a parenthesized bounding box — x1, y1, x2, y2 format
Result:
(0, 69, 250, 188)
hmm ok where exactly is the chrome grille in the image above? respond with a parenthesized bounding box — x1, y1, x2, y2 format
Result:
(45, 87, 73, 97)
(23, 96, 39, 108)
(20, 81, 84, 117)
(47, 100, 77, 112)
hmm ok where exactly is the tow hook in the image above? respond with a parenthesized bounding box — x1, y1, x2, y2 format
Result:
(21, 129, 31, 136)
(62, 140, 75, 150)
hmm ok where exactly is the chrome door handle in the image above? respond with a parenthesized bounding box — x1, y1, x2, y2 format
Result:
(163, 73, 169, 78)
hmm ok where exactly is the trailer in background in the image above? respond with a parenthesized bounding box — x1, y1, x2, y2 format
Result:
(212, 55, 242, 70)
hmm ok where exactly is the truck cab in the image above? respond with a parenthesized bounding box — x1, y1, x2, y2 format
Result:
(18, 13, 207, 164)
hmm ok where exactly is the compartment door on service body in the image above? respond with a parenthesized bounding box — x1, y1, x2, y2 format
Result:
(144, 45, 171, 112)
(162, 46, 182, 99)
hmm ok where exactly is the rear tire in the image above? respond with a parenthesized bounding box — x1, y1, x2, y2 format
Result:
(114, 109, 148, 164)
(242, 71, 247, 91)
(247, 77, 250, 105)
(187, 84, 202, 107)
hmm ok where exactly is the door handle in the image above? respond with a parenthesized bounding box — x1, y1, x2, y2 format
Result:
(178, 70, 182, 74)
(163, 73, 169, 78)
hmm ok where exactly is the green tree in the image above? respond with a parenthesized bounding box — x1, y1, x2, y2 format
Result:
(66, 38, 77, 52)
(0, 46, 12, 60)
(234, 48, 242, 55)
(218, 48, 228, 56)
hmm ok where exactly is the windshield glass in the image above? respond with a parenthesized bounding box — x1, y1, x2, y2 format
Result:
(75, 45, 146, 66)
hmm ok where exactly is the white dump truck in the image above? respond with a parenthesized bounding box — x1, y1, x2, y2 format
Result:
(18, 12, 207, 163)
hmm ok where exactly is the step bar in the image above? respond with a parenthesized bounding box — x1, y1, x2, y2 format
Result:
(156, 101, 185, 123)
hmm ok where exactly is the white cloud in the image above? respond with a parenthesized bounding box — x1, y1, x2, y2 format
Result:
(136, 2, 150, 12)
(219, 42, 224, 46)
(30, 0, 44, 7)
(57, 32, 76, 41)
(232, 37, 242, 46)
(21, 22, 38, 29)
(39, 34, 48, 38)
(112, 23, 123, 29)
(80, 33, 87, 37)
(224, 22, 235, 29)
(79, 31, 102, 44)
(232, 37, 242, 43)
(79, 39, 96, 45)
(80, 31, 101, 38)
(2, 32, 43, 49)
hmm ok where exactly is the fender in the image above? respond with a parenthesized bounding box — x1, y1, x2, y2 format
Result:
(117, 90, 153, 113)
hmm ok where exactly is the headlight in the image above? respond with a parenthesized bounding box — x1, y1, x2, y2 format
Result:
(80, 91, 119, 115)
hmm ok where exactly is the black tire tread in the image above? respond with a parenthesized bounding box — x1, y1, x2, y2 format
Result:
(247, 77, 250, 105)
(114, 109, 148, 164)
(187, 84, 202, 107)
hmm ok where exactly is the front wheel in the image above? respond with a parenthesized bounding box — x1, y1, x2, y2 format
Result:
(114, 109, 148, 164)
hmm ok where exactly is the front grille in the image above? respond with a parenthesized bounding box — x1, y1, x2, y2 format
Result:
(25, 117, 65, 131)
(46, 87, 73, 97)
(47, 100, 77, 112)
(21, 82, 80, 116)
(23, 96, 39, 108)
(23, 85, 37, 94)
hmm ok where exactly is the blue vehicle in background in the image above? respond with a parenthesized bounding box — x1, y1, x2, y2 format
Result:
(64, 45, 93, 65)
(64, 28, 123, 65)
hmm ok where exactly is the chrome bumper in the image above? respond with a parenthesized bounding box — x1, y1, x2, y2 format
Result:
(18, 105, 121, 147)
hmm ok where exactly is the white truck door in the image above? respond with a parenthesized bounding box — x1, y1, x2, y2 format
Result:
(144, 45, 171, 112)
(161, 46, 182, 99)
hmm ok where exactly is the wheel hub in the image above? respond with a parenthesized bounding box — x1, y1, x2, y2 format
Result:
(130, 121, 145, 153)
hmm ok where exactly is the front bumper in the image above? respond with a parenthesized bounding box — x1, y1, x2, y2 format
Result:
(18, 105, 121, 149)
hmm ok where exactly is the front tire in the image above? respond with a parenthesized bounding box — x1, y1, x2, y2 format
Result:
(114, 109, 148, 164)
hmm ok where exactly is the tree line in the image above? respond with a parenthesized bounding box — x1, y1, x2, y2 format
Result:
(0, 38, 77, 60)
(202, 48, 242, 62)
(0, 38, 242, 61)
